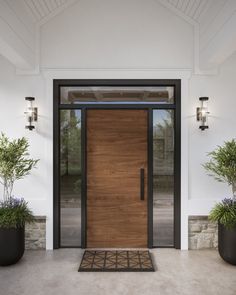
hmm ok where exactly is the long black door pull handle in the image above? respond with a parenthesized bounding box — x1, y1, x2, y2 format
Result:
(140, 168, 144, 200)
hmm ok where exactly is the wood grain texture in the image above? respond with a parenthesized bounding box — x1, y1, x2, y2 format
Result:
(86, 110, 148, 248)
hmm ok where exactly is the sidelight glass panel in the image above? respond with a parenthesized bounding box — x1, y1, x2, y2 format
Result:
(60, 86, 174, 104)
(60, 110, 81, 247)
(153, 110, 174, 247)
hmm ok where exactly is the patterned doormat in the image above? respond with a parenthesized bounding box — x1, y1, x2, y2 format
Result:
(78, 250, 155, 272)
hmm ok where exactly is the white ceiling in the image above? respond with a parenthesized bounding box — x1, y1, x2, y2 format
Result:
(0, 0, 236, 72)
(4, 0, 228, 26)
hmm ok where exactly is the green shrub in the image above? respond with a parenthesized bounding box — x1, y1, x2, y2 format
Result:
(204, 139, 236, 228)
(0, 133, 38, 228)
(0, 133, 38, 201)
(0, 197, 34, 228)
(209, 198, 236, 229)
(203, 139, 236, 196)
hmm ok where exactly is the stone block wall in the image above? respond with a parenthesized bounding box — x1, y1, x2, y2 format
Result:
(24, 215, 219, 250)
(25, 216, 46, 249)
(188, 216, 218, 250)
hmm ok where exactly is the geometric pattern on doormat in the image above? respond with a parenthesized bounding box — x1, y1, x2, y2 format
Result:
(78, 250, 155, 272)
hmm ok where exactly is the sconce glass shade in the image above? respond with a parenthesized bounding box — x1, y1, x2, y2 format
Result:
(196, 97, 209, 131)
(25, 97, 37, 130)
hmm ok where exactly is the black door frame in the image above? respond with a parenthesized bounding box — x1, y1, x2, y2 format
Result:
(53, 79, 181, 249)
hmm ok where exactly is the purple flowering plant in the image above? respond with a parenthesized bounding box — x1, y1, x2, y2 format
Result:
(222, 198, 236, 207)
(0, 197, 25, 208)
(0, 196, 34, 228)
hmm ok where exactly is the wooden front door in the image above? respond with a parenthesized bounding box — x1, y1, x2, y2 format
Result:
(86, 110, 148, 248)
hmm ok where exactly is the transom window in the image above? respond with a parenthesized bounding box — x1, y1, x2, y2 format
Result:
(60, 86, 174, 104)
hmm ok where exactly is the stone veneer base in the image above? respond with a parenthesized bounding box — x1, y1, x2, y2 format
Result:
(189, 216, 218, 250)
(25, 216, 218, 250)
(25, 216, 46, 250)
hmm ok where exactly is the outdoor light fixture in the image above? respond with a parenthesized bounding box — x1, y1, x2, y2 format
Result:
(25, 97, 38, 130)
(196, 97, 209, 131)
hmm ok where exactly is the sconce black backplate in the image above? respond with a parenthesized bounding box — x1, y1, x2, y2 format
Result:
(25, 97, 35, 101)
(199, 125, 209, 131)
(199, 97, 209, 101)
(25, 125, 35, 131)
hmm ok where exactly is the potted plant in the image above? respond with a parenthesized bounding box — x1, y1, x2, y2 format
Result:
(0, 133, 38, 266)
(204, 139, 236, 265)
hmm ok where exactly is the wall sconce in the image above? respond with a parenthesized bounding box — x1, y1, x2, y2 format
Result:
(25, 97, 38, 130)
(196, 97, 209, 131)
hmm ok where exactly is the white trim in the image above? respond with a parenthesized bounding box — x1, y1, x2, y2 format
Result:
(45, 74, 54, 250)
(43, 68, 191, 250)
(42, 68, 192, 79)
(37, 0, 78, 27)
(180, 78, 189, 250)
(157, 0, 198, 26)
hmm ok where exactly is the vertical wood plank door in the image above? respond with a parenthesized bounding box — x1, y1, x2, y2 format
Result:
(86, 110, 148, 248)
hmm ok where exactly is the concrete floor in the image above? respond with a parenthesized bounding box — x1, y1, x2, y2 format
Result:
(0, 249, 236, 295)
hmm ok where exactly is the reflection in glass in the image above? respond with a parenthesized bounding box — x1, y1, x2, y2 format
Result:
(153, 110, 174, 246)
(60, 86, 174, 104)
(60, 110, 81, 247)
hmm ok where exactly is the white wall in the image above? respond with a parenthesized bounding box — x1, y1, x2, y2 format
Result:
(41, 0, 193, 69)
(0, 0, 236, 249)
(188, 52, 236, 215)
(0, 56, 51, 217)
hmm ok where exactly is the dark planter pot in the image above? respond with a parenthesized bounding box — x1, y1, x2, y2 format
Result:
(218, 223, 236, 265)
(0, 227, 25, 266)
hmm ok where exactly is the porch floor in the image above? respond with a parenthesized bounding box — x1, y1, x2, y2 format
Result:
(0, 249, 235, 295)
